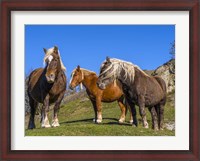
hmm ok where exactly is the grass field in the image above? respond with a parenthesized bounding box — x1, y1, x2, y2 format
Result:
(25, 91, 175, 136)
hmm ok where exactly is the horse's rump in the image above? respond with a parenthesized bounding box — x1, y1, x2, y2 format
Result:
(154, 76, 167, 93)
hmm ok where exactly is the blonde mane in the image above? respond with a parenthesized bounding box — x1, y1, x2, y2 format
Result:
(80, 68, 96, 76)
(71, 68, 96, 79)
(43, 47, 66, 71)
(100, 58, 149, 83)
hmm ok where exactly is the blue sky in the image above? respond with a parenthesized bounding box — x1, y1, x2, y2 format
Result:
(25, 25, 175, 79)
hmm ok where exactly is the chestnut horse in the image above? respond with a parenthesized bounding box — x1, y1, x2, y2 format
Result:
(27, 46, 66, 129)
(69, 65, 134, 124)
(97, 57, 167, 130)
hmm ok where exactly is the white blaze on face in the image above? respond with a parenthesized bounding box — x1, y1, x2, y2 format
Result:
(69, 72, 74, 84)
(47, 55, 53, 63)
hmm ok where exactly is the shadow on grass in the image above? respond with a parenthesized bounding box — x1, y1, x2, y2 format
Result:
(60, 117, 131, 126)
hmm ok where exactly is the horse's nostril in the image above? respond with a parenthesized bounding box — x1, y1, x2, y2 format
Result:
(50, 74, 54, 79)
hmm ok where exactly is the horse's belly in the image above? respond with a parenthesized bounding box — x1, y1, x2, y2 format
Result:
(29, 92, 44, 103)
(123, 87, 164, 107)
(145, 93, 164, 107)
(102, 91, 122, 102)
(102, 85, 123, 102)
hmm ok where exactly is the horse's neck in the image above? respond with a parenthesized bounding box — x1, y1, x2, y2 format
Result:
(118, 66, 149, 87)
(82, 72, 97, 89)
(118, 66, 135, 87)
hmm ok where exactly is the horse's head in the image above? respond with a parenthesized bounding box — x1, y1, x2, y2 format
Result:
(43, 46, 61, 83)
(97, 57, 116, 90)
(69, 65, 83, 90)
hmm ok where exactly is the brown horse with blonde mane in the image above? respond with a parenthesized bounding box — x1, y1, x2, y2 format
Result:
(28, 46, 66, 129)
(69, 65, 134, 124)
(97, 57, 167, 130)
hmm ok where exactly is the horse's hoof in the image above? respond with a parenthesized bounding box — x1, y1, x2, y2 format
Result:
(132, 124, 137, 127)
(154, 127, 159, 131)
(28, 121, 35, 129)
(42, 124, 51, 128)
(119, 118, 125, 123)
(96, 119, 102, 123)
(93, 118, 96, 122)
(28, 127, 34, 130)
(144, 123, 149, 128)
(52, 122, 60, 127)
(129, 120, 133, 124)
(52, 124, 60, 127)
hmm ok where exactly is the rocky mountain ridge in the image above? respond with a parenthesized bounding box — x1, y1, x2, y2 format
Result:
(150, 59, 175, 93)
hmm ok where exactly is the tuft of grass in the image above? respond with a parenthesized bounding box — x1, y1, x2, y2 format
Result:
(25, 93, 175, 136)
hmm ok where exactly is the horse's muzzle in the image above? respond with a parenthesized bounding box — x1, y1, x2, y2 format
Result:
(46, 74, 55, 83)
(69, 84, 74, 90)
(97, 82, 106, 90)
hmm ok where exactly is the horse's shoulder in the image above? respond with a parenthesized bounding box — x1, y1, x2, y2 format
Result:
(57, 71, 66, 83)
(30, 68, 43, 75)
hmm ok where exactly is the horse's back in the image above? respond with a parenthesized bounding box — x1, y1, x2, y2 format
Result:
(28, 68, 44, 102)
(28, 68, 44, 90)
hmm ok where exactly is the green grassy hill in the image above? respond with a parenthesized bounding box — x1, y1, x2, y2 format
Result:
(25, 91, 175, 136)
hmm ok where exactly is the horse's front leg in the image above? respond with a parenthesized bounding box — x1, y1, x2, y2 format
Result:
(138, 95, 148, 128)
(41, 94, 51, 128)
(126, 98, 137, 127)
(96, 97, 102, 123)
(28, 94, 38, 129)
(52, 91, 65, 127)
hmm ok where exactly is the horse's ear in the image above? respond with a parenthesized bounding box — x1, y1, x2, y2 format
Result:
(77, 65, 80, 71)
(43, 48, 47, 54)
(54, 46, 58, 53)
(106, 56, 111, 63)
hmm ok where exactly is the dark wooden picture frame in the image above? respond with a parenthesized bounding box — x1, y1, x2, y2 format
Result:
(0, 0, 199, 160)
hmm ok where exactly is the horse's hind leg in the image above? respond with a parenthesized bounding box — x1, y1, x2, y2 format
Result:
(155, 103, 165, 130)
(117, 97, 126, 123)
(157, 104, 165, 130)
(28, 96, 38, 129)
(148, 107, 158, 131)
(90, 99, 97, 123)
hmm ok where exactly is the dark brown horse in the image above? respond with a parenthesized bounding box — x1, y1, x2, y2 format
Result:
(97, 57, 167, 130)
(69, 66, 134, 124)
(28, 46, 66, 129)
